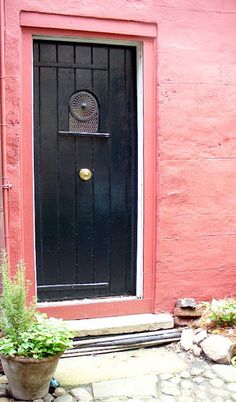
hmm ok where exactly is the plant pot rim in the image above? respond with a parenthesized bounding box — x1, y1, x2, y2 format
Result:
(0, 352, 63, 364)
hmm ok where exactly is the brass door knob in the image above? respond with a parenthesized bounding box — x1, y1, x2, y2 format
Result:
(79, 168, 92, 181)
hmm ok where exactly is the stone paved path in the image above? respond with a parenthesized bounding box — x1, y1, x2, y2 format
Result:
(62, 363, 236, 402)
(1, 344, 236, 401)
(56, 344, 236, 402)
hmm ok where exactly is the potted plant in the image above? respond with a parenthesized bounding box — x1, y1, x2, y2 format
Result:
(0, 255, 74, 400)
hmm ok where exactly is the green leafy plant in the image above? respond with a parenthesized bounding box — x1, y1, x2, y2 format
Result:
(199, 298, 236, 329)
(0, 315, 73, 358)
(0, 254, 74, 358)
(0, 253, 36, 338)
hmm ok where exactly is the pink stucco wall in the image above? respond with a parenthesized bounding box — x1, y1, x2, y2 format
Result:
(1, 0, 236, 315)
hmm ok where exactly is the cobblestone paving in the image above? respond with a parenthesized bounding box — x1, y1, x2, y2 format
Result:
(62, 343, 236, 402)
(69, 363, 236, 402)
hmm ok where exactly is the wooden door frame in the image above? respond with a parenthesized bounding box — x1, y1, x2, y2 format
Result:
(20, 13, 157, 319)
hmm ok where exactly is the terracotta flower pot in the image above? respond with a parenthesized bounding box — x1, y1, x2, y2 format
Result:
(0, 353, 62, 400)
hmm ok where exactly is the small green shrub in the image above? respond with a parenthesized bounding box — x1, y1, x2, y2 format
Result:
(0, 254, 36, 338)
(0, 254, 74, 358)
(200, 298, 236, 329)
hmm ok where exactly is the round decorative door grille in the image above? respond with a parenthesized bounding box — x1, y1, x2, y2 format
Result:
(69, 91, 98, 121)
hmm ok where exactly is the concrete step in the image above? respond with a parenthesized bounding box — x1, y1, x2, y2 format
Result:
(66, 313, 174, 337)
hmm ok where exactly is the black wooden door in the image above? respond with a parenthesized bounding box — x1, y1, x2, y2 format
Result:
(33, 40, 137, 302)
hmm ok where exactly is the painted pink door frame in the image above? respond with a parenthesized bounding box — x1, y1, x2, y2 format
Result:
(20, 13, 157, 319)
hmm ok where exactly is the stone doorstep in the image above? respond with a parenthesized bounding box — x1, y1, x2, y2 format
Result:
(66, 313, 174, 337)
(92, 375, 158, 399)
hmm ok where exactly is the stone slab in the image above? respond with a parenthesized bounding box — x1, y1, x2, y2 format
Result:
(55, 395, 74, 402)
(66, 313, 174, 337)
(174, 306, 204, 318)
(55, 347, 187, 387)
(69, 387, 93, 401)
(174, 317, 196, 327)
(92, 375, 158, 399)
(176, 298, 197, 308)
(212, 364, 236, 382)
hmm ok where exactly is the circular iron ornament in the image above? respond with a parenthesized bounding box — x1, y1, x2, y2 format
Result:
(69, 91, 98, 122)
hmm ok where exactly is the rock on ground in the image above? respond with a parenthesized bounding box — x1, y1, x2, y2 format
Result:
(212, 364, 236, 382)
(192, 344, 202, 357)
(56, 394, 75, 402)
(201, 335, 233, 364)
(193, 329, 207, 346)
(181, 329, 194, 351)
(43, 394, 54, 402)
(0, 378, 7, 386)
(0, 385, 8, 398)
(70, 387, 93, 401)
(53, 388, 66, 398)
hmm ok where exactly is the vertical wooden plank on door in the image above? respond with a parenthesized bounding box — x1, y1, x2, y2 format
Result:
(92, 46, 110, 296)
(75, 45, 94, 298)
(57, 43, 77, 300)
(125, 47, 137, 294)
(37, 42, 58, 301)
(109, 47, 128, 295)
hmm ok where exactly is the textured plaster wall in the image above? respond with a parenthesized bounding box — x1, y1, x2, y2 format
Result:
(3, 0, 236, 313)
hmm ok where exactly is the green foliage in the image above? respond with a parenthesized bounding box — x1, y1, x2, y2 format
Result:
(200, 298, 236, 329)
(0, 253, 36, 338)
(0, 254, 74, 358)
(0, 315, 73, 358)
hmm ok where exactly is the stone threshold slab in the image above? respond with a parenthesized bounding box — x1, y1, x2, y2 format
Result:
(66, 313, 174, 337)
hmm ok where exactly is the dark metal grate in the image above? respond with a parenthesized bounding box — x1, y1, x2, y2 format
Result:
(69, 91, 99, 132)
